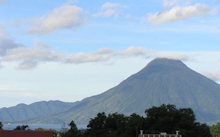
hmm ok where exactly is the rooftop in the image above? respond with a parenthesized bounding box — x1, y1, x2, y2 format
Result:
(0, 130, 53, 137)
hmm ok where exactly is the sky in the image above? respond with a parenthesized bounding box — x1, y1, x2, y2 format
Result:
(0, 0, 220, 108)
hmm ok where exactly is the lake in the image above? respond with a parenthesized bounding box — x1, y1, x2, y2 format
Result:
(2, 123, 86, 131)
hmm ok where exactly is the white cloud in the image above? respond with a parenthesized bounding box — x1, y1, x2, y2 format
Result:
(0, 38, 23, 55)
(163, 0, 179, 9)
(66, 47, 153, 64)
(66, 48, 113, 64)
(33, 39, 51, 49)
(0, 39, 155, 69)
(1, 39, 217, 71)
(118, 46, 153, 57)
(158, 53, 189, 61)
(201, 72, 220, 81)
(93, 9, 119, 18)
(26, 5, 85, 34)
(2, 47, 64, 69)
(17, 60, 38, 70)
(101, 2, 121, 10)
(66, 48, 114, 64)
(147, 4, 217, 25)
(3, 47, 63, 62)
(93, 2, 127, 18)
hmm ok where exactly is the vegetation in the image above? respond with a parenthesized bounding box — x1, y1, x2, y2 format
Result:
(0, 122, 2, 130)
(60, 121, 81, 137)
(35, 128, 58, 137)
(0, 104, 214, 137)
(210, 123, 220, 137)
(60, 104, 211, 137)
(14, 125, 29, 130)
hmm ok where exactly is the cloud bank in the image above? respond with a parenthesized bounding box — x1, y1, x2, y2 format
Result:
(0, 38, 157, 69)
(202, 72, 220, 81)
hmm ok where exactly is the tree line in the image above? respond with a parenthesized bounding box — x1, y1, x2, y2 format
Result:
(61, 104, 212, 137)
(0, 104, 217, 137)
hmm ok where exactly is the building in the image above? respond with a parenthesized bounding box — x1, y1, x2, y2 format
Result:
(0, 130, 53, 137)
(138, 130, 182, 137)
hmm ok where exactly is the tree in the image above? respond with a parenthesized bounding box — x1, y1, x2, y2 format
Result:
(61, 120, 79, 137)
(14, 125, 29, 130)
(78, 104, 211, 137)
(125, 113, 145, 137)
(86, 112, 107, 137)
(144, 104, 211, 137)
(210, 123, 220, 137)
(105, 113, 127, 137)
(0, 122, 3, 130)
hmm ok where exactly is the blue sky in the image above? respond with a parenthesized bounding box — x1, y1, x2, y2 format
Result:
(0, 0, 220, 107)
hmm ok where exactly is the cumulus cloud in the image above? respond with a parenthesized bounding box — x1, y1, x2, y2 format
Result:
(158, 53, 189, 61)
(0, 39, 193, 70)
(201, 72, 220, 81)
(101, 2, 121, 10)
(93, 2, 127, 18)
(66, 48, 114, 64)
(1, 42, 63, 69)
(66, 47, 156, 64)
(26, 5, 85, 34)
(147, 3, 217, 25)
(163, 0, 179, 9)
(17, 60, 38, 70)
(3, 47, 63, 62)
(33, 39, 51, 49)
(0, 38, 155, 69)
(0, 38, 23, 56)
(118, 47, 153, 57)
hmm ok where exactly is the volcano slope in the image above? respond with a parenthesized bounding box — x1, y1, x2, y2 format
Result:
(26, 58, 220, 124)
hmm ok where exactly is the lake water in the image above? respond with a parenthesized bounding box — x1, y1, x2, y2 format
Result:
(2, 123, 86, 131)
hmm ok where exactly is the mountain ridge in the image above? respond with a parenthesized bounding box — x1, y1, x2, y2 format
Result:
(0, 100, 74, 123)
(1, 58, 220, 125)
(26, 58, 220, 124)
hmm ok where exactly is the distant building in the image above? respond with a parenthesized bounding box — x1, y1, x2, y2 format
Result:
(0, 130, 53, 137)
(138, 130, 182, 137)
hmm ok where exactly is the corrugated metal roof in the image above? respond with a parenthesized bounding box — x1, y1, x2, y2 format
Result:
(0, 130, 53, 137)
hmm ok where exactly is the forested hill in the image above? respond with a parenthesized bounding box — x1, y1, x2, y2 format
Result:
(0, 101, 74, 123)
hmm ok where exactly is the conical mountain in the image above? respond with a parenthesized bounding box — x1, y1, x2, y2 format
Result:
(28, 58, 220, 124)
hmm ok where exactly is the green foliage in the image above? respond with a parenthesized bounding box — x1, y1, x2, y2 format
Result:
(61, 121, 80, 137)
(35, 128, 58, 137)
(14, 125, 29, 130)
(0, 122, 2, 130)
(86, 112, 107, 137)
(84, 104, 211, 137)
(144, 104, 211, 137)
(210, 123, 220, 137)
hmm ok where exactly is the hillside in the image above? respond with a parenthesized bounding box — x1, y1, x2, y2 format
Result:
(27, 58, 220, 124)
(0, 100, 74, 123)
